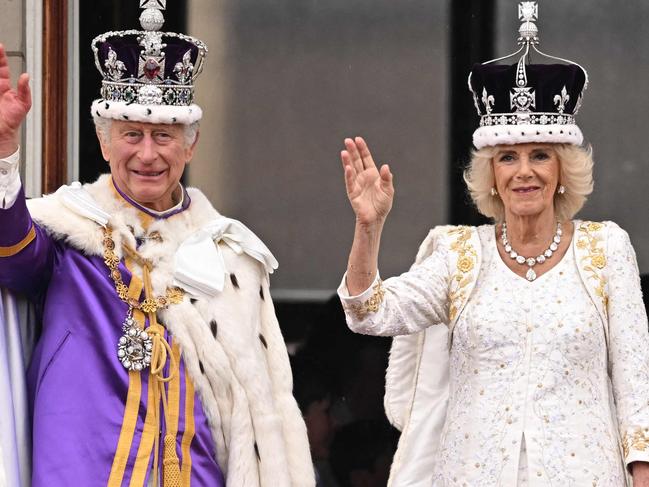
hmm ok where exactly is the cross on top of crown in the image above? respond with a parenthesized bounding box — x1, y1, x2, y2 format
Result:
(518, 2, 538, 22)
(517, 2, 539, 45)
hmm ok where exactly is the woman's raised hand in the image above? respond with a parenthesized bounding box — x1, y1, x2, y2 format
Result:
(0, 43, 32, 155)
(341, 137, 394, 227)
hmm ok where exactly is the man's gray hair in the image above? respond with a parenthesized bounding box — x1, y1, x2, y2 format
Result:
(93, 116, 199, 147)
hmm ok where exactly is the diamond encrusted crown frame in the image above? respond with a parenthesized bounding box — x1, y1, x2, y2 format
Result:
(91, 0, 208, 124)
(468, 2, 589, 149)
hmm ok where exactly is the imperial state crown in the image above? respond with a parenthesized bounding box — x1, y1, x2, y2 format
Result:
(91, 0, 208, 125)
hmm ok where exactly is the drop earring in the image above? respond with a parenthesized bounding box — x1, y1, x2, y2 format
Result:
(490, 187, 498, 196)
(557, 185, 566, 195)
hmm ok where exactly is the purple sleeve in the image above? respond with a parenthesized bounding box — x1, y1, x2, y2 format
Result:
(0, 187, 56, 295)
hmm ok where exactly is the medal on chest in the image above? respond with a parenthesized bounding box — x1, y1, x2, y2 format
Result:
(117, 306, 154, 371)
(102, 226, 185, 372)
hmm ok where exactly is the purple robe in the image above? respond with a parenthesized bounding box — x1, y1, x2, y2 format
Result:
(0, 186, 225, 486)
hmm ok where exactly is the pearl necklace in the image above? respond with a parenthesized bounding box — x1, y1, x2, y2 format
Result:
(501, 221, 562, 281)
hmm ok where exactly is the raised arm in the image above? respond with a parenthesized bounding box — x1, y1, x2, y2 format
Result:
(0, 43, 56, 295)
(0, 42, 31, 210)
(338, 137, 452, 337)
(340, 136, 394, 295)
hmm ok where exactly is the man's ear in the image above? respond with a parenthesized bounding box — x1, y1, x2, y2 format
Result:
(96, 129, 111, 162)
(184, 129, 200, 164)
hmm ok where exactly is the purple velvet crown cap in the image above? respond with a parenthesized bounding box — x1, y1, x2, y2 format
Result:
(470, 63, 586, 118)
(90, 1, 208, 125)
(94, 34, 202, 85)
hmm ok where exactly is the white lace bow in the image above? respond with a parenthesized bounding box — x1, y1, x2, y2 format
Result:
(173, 217, 278, 297)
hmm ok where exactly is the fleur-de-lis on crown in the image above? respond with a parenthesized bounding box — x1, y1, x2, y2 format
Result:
(573, 93, 584, 115)
(553, 86, 570, 114)
(481, 87, 495, 114)
(174, 50, 195, 84)
(104, 48, 126, 81)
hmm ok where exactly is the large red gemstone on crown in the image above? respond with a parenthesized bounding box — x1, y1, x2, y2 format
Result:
(144, 58, 161, 80)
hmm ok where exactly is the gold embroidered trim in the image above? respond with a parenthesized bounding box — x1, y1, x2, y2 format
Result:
(448, 226, 477, 322)
(576, 221, 608, 313)
(347, 279, 385, 321)
(622, 427, 649, 458)
(0, 225, 36, 257)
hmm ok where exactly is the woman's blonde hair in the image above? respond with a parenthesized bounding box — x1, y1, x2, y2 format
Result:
(463, 144, 594, 222)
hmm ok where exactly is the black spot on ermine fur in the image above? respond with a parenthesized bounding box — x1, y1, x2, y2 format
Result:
(199, 361, 205, 374)
(254, 442, 260, 460)
(259, 334, 268, 349)
(230, 274, 239, 288)
(259, 286, 264, 300)
(210, 320, 218, 337)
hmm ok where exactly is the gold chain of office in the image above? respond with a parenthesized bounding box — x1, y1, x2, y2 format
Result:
(102, 226, 184, 313)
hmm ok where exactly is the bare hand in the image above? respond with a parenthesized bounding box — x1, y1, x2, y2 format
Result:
(341, 136, 394, 227)
(0, 43, 32, 156)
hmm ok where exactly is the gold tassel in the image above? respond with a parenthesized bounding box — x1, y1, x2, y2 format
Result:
(163, 434, 182, 487)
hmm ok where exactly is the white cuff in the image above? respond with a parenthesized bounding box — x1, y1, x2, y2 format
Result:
(337, 271, 381, 301)
(0, 146, 21, 209)
(337, 271, 386, 322)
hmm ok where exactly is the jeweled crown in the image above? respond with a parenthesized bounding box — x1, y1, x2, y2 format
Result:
(468, 2, 588, 149)
(91, 0, 208, 125)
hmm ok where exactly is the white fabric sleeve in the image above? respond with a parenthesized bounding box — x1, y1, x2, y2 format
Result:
(336, 240, 451, 337)
(605, 223, 649, 466)
(0, 147, 22, 210)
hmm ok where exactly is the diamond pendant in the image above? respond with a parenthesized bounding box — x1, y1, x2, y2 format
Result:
(526, 267, 537, 281)
(117, 307, 153, 371)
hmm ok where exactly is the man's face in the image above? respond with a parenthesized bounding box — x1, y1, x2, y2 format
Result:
(98, 121, 197, 212)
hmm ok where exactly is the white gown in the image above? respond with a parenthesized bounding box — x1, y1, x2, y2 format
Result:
(339, 222, 649, 487)
(440, 238, 625, 485)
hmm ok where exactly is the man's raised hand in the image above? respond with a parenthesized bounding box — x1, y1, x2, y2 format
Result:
(0, 43, 32, 156)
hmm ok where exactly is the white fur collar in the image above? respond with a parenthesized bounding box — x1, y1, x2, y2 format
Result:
(28, 175, 278, 298)
(27, 174, 220, 262)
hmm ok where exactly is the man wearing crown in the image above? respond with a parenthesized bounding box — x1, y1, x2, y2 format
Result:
(0, 2, 314, 486)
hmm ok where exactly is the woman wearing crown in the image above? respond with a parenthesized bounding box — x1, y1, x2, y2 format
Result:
(337, 4, 649, 487)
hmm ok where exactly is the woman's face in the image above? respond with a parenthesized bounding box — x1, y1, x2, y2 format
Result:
(492, 143, 560, 220)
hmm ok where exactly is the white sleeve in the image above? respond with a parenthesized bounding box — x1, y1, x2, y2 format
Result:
(0, 147, 22, 210)
(605, 224, 649, 466)
(337, 240, 450, 337)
